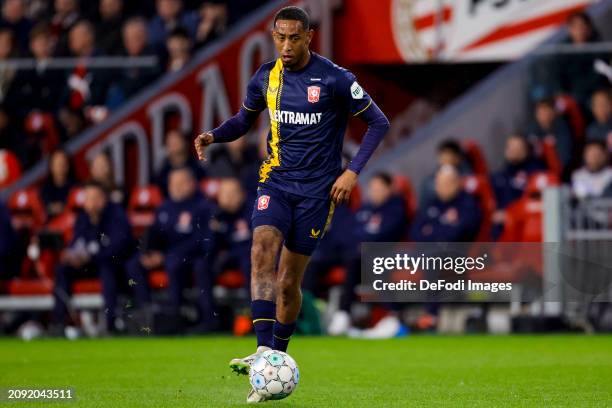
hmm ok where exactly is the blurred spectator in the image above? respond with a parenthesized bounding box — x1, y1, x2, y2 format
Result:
(328, 173, 408, 337)
(89, 151, 124, 205)
(586, 89, 612, 143)
(148, 0, 199, 52)
(63, 20, 109, 110)
(211, 177, 252, 285)
(207, 137, 260, 195)
(419, 139, 472, 207)
(491, 135, 545, 238)
(555, 12, 609, 112)
(126, 167, 216, 331)
(40, 149, 75, 217)
(0, 0, 32, 53)
(195, 1, 227, 49)
(155, 129, 206, 196)
(51, 181, 135, 333)
(356, 172, 408, 242)
(410, 166, 482, 332)
(10, 23, 64, 115)
(572, 140, 612, 199)
(0, 200, 18, 277)
(0, 28, 17, 104)
(411, 165, 482, 242)
(491, 135, 545, 210)
(166, 26, 191, 72)
(527, 98, 573, 169)
(94, 0, 125, 55)
(106, 17, 159, 107)
(49, 0, 81, 56)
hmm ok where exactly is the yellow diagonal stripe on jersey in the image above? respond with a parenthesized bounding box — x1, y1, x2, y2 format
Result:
(259, 59, 284, 183)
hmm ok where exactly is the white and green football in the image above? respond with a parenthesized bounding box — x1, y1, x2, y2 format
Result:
(249, 350, 299, 400)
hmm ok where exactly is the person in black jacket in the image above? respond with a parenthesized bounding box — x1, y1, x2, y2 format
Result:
(126, 167, 216, 330)
(526, 99, 573, 170)
(411, 165, 481, 243)
(0, 201, 17, 278)
(40, 149, 75, 218)
(490, 135, 546, 239)
(210, 177, 252, 287)
(9, 23, 64, 116)
(51, 181, 135, 333)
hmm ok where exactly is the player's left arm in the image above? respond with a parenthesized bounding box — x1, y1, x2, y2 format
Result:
(331, 72, 390, 204)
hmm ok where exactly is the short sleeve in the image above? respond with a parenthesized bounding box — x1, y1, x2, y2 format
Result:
(335, 68, 373, 116)
(243, 67, 267, 113)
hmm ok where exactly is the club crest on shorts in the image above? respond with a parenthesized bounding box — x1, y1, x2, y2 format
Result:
(257, 195, 270, 210)
(307, 86, 320, 103)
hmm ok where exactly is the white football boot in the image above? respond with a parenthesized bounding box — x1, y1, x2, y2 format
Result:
(229, 345, 271, 376)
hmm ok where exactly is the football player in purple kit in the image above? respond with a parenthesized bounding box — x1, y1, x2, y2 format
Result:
(194, 6, 389, 402)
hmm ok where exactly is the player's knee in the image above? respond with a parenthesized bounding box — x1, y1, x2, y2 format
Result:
(251, 234, 279, 270)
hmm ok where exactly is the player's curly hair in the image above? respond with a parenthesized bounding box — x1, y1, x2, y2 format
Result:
(273, 6, 310, 30)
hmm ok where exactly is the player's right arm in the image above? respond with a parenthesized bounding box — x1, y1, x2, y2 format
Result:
(195, 67, 267, 161)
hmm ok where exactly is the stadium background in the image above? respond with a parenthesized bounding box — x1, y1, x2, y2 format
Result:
(0, 0, 611, 340)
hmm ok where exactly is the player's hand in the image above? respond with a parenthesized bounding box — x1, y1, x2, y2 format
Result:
(330, 169, 358, 205)
(194, 131, 214, 161)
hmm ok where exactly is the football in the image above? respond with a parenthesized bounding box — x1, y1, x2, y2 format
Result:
(249, 350, 299, 400)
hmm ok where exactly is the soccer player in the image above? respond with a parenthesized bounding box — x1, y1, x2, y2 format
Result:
(194, 6, 390, 402)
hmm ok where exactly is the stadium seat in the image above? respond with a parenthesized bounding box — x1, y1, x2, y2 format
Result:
(128, 185, 163, 238)
(392, 174, 417, 221)
(463, 175, 496, 241)
(7, 189, 47, 279)
(72, 279, 102, 294)
(540, 137, 562, 178)
(0, 149, 22, 188)
(348, 184, 362, 213)
(499, 172, 560, 242)
(556, 94, 585, 142)
(216, 269, 246, 289)
(7, 278, 53, 295)
(323, 266, 347, 287)
(149, 270, 169, 289)
(46, 186, 85, 244)
(462, 140, 489, 176)
(24, 112, 61, 155)
(8, 189, 46, 232)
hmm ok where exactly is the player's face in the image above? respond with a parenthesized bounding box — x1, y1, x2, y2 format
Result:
(272, 20, 312, 69)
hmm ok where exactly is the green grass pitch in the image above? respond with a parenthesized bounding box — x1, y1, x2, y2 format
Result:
(1, 335, 611, 407)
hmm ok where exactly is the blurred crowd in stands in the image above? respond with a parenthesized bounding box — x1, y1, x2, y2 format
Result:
(0, 10, 611, 338)
(0, 0, 268, 172)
